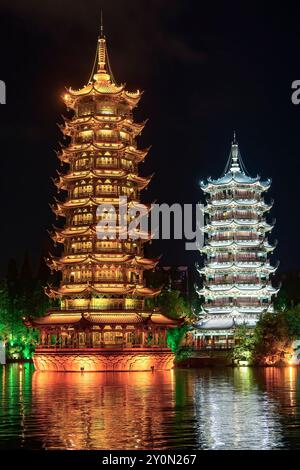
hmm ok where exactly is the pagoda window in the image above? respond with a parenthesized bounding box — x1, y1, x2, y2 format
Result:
(81, 270, 92, 281)
(84, 184, 93, 194)
(92, 332, 101, 345)
(96, 156, 114, 166)
(117, 104, 130, 117)
(75, 157, 90, 169)
(97, 129, 113, 141)
(121, 158, 132, 168)
(97, 104, 114, 115)
(78, 333, 85, 346)
(82, 212, 92, 223)
(120, 131, 130, 142)
(81, 240, 92, 251)
(78, 130, 93, 143)
(78, 103, 93, 116)
(97, 183, 115, 194)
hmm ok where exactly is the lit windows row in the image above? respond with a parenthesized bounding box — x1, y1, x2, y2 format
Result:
(73, 156, 134, 170)
(77, 101, 130, 117)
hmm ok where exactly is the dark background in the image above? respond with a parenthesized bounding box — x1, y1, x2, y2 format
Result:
(0, 0, 299, 275)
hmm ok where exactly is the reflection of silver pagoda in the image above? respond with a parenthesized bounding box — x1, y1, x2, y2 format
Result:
(194, 135, 279, 349)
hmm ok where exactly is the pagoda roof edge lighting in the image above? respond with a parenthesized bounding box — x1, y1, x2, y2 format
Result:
(200, 171, 271, 188)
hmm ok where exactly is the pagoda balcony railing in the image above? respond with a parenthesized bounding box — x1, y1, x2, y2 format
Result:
(63, 277, 129, 285)
(58, 304, 145, 312)
(95, 191, 120, 197)
(35, 345, 170, 351)
(73, 163, 135, 172)
(208, 257, 265, 264)
(210, 236, 262, 243)
(208, 279, 262, 285)
(66, 247, 137, 255)
(71, 191, 119, 199)
(74, 137, 120, 145)
(95, 247, 137, 254)
(206, 301, 266, 307)
(70, 191, 137, 200)
(210, 193, 260, 202)
(70, 220, 93, 226)
(211, 215, 260, 222)
(211, 233, 262, 239)
(74, 163, 119, 171)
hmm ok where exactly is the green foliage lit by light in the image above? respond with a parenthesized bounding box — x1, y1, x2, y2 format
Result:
(232, 306, 300, 365)
(0, 274, 52, 361)
(167, 324, 188, 354)
(232, 325, 257, 363)
(146, 290, 194, 320)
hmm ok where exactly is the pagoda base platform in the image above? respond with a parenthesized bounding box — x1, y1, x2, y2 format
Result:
(33, 348, 175, 372)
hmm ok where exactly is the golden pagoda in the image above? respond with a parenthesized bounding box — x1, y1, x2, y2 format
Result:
(25, 26, 178, 371)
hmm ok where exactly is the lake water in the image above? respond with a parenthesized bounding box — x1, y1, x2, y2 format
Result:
(0, 364, 300, 450)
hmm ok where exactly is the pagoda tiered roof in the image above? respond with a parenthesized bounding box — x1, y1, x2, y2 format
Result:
(206, 200, 273, 211)
(61, 116, 147, 137)
(203, 220, 275, 231)
(51, 224, 152, 243)
(195, 137, 278, 335)
(63, 36, 141, 109)
(199, 284, 279, 295)
(51, 197, 152, 216)
(25, 310, 179, 328)
(47, 253, 159, 270)
(55, 170, 152, 190)
(65, 83, 141, 108)
(201, 240, 277, 251)
(45, 283, 161, 298)
(194, 317, 258, 331)
(201, 173, 271, 191)
(199, 261, 278, 273)
(57, 144, 150, 164)
(201, 140, 271, 192)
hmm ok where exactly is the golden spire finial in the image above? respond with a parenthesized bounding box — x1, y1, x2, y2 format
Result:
(94, 11, 110, 82)
(100, 10, 104, 38)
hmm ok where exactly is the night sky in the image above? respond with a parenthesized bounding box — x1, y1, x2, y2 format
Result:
(0, 0, 300, 275)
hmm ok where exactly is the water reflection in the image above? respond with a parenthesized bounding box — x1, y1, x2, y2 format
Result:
(31, 371, 181, 450)
(1, 364, 300, 449)
(193, 368, 283, 449)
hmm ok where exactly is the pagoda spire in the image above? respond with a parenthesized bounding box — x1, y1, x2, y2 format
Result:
(229, 133, 241, 173)
(100, 9, 104, 38)
(93, 12, 111, 83)
(222, 132, 248, 175)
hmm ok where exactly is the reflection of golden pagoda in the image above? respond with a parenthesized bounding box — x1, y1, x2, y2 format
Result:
(31, 371, 174, 449)
(25, 25, 178, 371)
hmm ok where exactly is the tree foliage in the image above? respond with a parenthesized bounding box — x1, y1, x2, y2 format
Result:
(232, 307, 300, 365)
(232, 325, 257, 362)
(167, 324, 188, 354)
(0, 256, 53, 360)
(156, 290, 192, 319)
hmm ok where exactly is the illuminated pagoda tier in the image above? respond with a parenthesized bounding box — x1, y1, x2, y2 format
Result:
(25, 27, 178, 371)
(194, 136, 279, 349)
